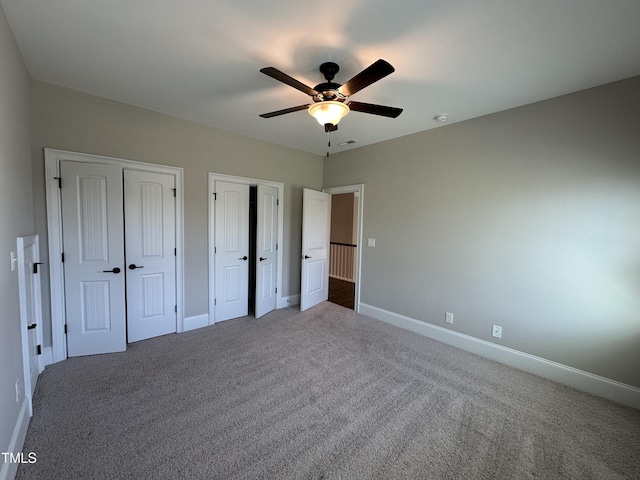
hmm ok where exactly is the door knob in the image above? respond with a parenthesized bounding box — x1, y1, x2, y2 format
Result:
(27, 324, 37, 330)
(128, 264, 144, 270)
(239, 256, 248, 260)
(303, 255, 312, 259)
(103, 267, 121, 274)
(259, 257, 267, 261)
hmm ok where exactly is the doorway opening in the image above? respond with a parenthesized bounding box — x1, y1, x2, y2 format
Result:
(322, 185, 363, 312)
(208, 173, 284, 324)
(248, 185, 257, 316)
(327, 192, 358, 310)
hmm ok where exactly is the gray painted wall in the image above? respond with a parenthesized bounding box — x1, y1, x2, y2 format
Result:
(30, 81, 323, 346)
(323, 77, 640, 388)
(0, 2, 34, 461)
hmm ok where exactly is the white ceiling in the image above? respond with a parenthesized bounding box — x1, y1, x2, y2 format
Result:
(3, 0, 640, 156)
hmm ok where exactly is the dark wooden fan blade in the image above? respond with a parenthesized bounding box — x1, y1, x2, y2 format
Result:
(259, 104, 311, 118)
(338, 59, 395, 97)
(260, 67, 318, 96)
(348, 101, 403, 118)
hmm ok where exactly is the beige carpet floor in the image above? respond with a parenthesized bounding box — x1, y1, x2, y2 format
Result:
(17, 302, 640, 479)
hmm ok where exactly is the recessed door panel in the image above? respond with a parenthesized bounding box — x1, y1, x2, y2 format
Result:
(81, 281, 111, 331)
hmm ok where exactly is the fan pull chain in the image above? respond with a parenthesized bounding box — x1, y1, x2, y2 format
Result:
(326, 131, 331, 158)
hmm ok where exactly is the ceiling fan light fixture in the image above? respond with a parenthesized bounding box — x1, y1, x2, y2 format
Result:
(308, 101, 350, 126)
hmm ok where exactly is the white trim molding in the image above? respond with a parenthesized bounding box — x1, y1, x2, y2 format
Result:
(0, 396, 30, 480)
(278, 294, 300, 308)
(184, 314, 209, 332)
(44, 149, 185, 363)
(360, 303, 640, 410)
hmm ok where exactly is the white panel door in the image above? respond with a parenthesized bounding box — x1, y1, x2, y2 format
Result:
(124, 170, 177, 342)
(215, 181, 250, 322)
(300, 188, 331, 311)
(61, 161, 126, 356)
(255, 184, 278, 318)
(17, 234, 44, 414)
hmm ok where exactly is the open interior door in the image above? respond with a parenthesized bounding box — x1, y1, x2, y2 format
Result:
(300, 188, 331, 311)
(255, 184, 278, 318)
(214, 181, 250, 322)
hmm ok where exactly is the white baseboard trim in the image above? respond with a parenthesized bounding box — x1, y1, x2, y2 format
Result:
(184, 314, 210, 332)
(278, 294, 300, 309)
(0, 396, 31, 480)
(360, 303, 640, 410)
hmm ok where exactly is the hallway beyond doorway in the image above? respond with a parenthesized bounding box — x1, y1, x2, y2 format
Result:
(328, 277, 354, 309)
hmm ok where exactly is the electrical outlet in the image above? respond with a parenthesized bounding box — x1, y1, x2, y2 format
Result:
(445, 312, 454, 324)
(492, 325, 502, 338)
(367, 238, 376, 247)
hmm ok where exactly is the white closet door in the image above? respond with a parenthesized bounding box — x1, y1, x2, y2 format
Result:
(124, 170, 177, 342)
(255, 184, 278, 318)
(215, 181, 250, 322)
(61, 161, 126, 356)
(300, 188, 331, 311)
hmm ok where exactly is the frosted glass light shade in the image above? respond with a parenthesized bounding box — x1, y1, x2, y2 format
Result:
(308, 101, 350, 126)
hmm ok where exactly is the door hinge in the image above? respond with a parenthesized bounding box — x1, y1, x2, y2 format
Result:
(33, 262, 44, 274)
(275, 287, 277, 294)
(276, 243, 278, 251)
(64, 324, 67, 334)
(172, 188, 176, 198)
(214, 299, 217, 306)
(277, 199, 279, 206)
(214, 246, 217, 254)
(174, 247, 177, 256)
(213, 192, 217, 200)
(175, 305, 177, 313)
(36, 345, 42, 355)
(61, 252, 65, 263)
(54, 176, 61, 189)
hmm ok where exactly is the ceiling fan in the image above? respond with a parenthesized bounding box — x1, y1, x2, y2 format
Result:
(259, 59, 403, 132)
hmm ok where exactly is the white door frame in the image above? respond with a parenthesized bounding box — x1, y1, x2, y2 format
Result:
(208, 173, 284, 323)
(322, 184, 364, 313)
(45, 148, 185, 363)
